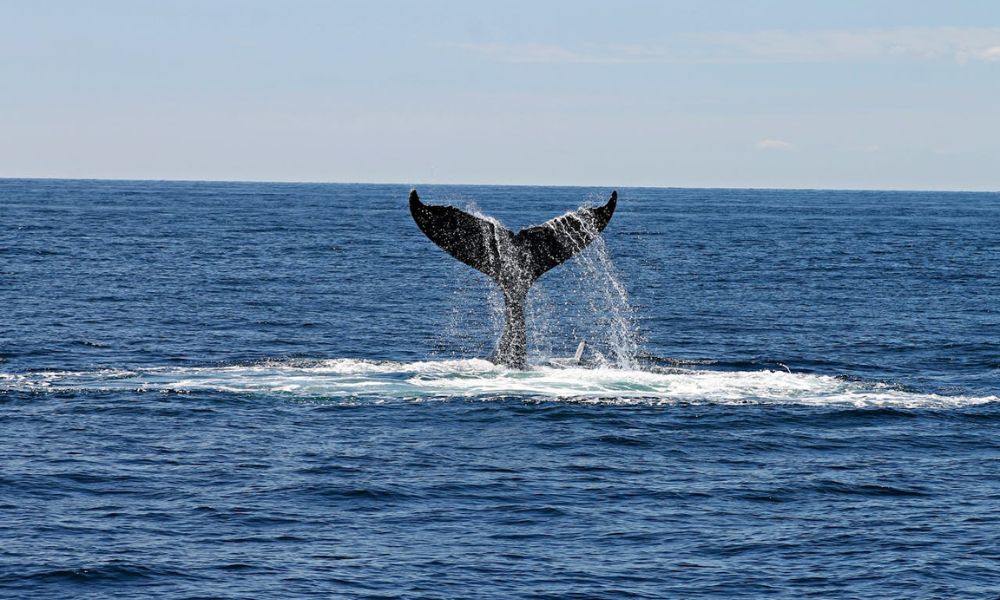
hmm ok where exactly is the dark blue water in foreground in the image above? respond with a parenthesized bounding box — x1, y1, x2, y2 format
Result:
(1, 179, 998, 598)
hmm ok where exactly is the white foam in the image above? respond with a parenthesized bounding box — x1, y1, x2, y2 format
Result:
(1, 359, 996, 408)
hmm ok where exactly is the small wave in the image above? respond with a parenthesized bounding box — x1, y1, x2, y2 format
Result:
(75, 340, 112, 348)
(812, 479, 933, 497)
(0, 563, 189, 584)
(1, 358, 995, 408)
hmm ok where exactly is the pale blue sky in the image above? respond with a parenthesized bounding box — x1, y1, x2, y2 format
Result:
(2, 1, 998, 190)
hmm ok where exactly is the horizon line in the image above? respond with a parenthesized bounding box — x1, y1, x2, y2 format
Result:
(1, 175, 996, 195)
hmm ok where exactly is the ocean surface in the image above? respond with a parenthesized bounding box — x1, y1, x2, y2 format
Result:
(1, 178, 998, 599)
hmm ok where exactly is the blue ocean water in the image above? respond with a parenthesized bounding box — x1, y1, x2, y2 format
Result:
(1, 178, 998, 598)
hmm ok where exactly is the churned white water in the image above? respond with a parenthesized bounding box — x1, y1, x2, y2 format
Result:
(3, 359, 995, 408)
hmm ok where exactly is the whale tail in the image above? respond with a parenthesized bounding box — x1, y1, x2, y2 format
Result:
(409, 189, 617, 368)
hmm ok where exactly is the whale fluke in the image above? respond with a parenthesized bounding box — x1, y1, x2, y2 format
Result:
(409, 190, 617, 369)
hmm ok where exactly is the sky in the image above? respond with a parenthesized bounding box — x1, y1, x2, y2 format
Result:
(1, 0, 999, 190)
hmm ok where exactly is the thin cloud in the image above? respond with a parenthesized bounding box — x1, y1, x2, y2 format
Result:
(442, 42, 634, 65)
(979, 46, 1000, 61)
(757, 139, 796, 151)
(446, 27, 1000, 65)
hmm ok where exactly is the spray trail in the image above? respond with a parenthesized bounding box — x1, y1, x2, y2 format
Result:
(446, 197, 641, 368)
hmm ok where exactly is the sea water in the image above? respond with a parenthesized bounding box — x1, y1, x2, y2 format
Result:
(1, 179, 998, 598)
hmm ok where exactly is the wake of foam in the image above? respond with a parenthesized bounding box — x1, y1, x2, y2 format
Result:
(2, 359, 996, 408)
